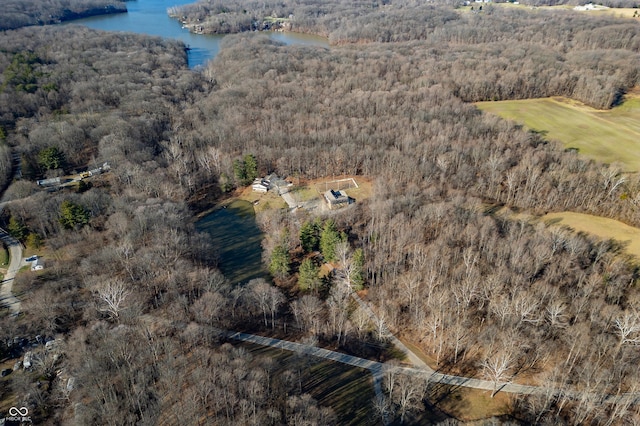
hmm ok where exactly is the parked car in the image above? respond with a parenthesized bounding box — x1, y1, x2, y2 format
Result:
(25, 256, 38, 262)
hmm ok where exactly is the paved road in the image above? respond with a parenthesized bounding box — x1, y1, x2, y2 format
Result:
(280, 191, 298, 209)
(226, 330, 640, 407)
(0, 229, 23, 316)
(225, 331, 541, 397)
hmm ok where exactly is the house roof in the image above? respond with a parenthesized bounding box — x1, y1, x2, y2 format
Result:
(325, 189, 349, 203)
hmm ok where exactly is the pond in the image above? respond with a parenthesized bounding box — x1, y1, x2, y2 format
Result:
(196, 200, 269, 285)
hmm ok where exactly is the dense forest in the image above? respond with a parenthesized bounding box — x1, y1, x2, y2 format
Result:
(173, 0, 640, 44)
(175, 1, 639, 109)
(0, 0, 126, 31)
(0, 1, 639, 424)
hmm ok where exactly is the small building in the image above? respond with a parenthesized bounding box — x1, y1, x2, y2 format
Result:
(23, 351, 32, 369)
(31, 258, 44, 271)
(265, 173, 293, 195)
(252, 178, 269, 193)
(324, 189, 352, 209)
(37, 177, 61, 187)
(252, 174, 293, 194)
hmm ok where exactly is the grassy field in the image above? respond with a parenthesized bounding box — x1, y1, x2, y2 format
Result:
(543, 211, 640, 259)
(237, 185, 288, 213)
(476, 95, 640, 171)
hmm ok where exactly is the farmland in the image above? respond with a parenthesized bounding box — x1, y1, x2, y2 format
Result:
(477, 94, 640, 171)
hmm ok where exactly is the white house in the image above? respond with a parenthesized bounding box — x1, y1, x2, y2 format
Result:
(252, 178, 269, 193)
(31, 258, 44, 271)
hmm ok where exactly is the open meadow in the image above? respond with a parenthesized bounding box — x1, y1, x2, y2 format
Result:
(543, 211, 640, 259)
(476, 94, 640, 171)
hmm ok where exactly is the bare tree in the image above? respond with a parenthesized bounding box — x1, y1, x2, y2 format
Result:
(95, 278, 130, 320)
(481, 349, 514, 398)
(386, 372, 426, 424)
(248, 278, 283, 329)
(614, 310, 640, 348)
(291, 295, 323, 336)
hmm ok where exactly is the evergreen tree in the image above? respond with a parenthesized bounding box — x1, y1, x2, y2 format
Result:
(350, 248, 365, 291)
(7, 216, 27, 240)
(59, 200, 90, 230)
(320, 220, 340, 262)
(300, 220, 320, 253)
(243, 153, 258, 182)
(232, 154, 258, 186)
(38, 146, 66, 171)
(269, 244, 290, 280)
(26, 232, 42, 249)
(298, 258, 320, 291)
(233, 158, 246, 185)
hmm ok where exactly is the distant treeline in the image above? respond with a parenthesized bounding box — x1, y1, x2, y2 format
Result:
(174, 2, 639, 109)
(174, 0, 640, 42)
(0, 0, 127, 31)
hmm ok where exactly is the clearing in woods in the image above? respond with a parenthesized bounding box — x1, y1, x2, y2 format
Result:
(476, 93, 640, 172)
(543, 211, 640, 259)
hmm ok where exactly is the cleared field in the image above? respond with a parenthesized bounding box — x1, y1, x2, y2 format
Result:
(543, 211, 640, 259)
(476, 96, 640, 171)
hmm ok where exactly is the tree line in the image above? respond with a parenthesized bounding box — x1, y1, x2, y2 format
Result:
(0, 0, 127, 31)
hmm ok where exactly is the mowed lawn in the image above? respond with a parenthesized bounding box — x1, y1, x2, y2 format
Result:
(476, 96, 640, 171)
(543, 211, 640, 259)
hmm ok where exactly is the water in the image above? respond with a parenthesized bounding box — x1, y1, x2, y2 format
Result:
(196, 200, 269, 285)
(67, 0, 329, 68)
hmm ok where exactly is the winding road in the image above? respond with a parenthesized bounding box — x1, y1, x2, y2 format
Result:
(0, 228, 23, 316)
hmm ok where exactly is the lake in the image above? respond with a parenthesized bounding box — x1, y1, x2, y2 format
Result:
(67, 0, 329, 68)
(196, 200, 269, 285)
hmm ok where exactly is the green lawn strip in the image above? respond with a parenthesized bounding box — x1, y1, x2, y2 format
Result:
(291, 185, 318, 202)
(476, 97, 640, 171)
(0, 245, 8, 267)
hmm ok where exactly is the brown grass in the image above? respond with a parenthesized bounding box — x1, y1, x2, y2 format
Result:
(236, 185, 288, 213)
(543, 211, 640, 259)
(304, 175, 374, 202)
(428, 383, 512, 422)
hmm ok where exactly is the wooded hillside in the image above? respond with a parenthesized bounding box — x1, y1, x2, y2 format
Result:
(0, 0, 126, 31)
(0, 1, 639, 424)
